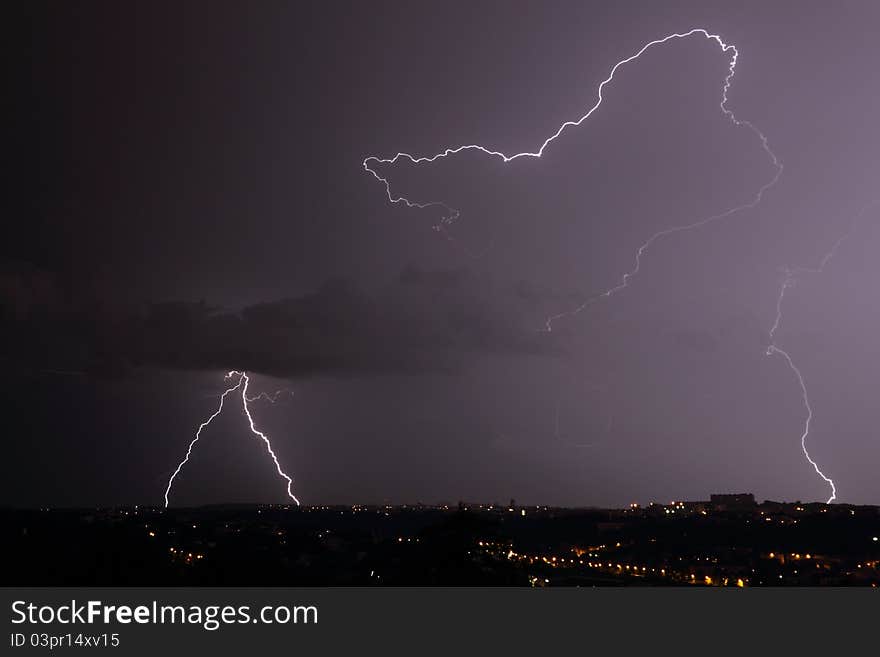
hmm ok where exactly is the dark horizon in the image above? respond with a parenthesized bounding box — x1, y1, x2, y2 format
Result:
(4, 500, 877, 586)
(4, 495, 875, 513)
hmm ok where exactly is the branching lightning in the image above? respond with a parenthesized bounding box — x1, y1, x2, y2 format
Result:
(240, 373, 300, 505)
(164, 371, 299, 507)
(245, 389, 295, 404)
(766, 202, 879, 503)
(363, 28, 783, 331)
(163, 372, 242, 508)
(362, 28, 880, 505)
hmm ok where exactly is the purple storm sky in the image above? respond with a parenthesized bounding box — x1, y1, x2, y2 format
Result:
(5, 1, 879, 507)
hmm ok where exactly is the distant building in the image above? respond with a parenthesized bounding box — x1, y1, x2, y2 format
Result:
(710, 493, 756, 511)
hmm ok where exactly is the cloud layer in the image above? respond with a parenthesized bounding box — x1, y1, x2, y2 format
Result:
(1, 263, 557, 378)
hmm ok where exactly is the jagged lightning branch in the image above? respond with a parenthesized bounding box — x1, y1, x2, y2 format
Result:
(246, 389, 295, 404)
(364, 28, 880, 505)
(240, 373, 300, 505)
(766, 202, 879, 503)
(163, 371, 243, 507)
(363, 28, 783, 331)
(163, 371, 299, 507)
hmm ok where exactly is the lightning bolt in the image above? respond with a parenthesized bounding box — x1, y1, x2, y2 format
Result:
(163, 371, 299, 507)
(239, 373, 300, 505)
(766, 201, 879, 503)
(363, 28, 880, 505)
(363, 28, 783, 331)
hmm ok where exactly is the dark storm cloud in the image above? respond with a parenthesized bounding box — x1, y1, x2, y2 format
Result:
(0, 262, 557, 378)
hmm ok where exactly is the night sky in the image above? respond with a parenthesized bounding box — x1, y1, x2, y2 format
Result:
(6, 1, 879, 507)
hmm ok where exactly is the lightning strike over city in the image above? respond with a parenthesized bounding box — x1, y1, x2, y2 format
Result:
(163, 371, 299, 508)
(10, 3, 880, 598)
(766, 202, 880, 503)
(361, 18, 880, 507)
